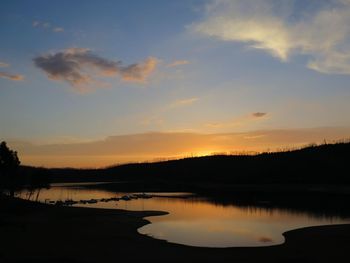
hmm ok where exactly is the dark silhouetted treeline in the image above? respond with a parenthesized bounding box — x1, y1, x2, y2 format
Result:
(1, 141, 50, 194)
(23, 141, 350, 188)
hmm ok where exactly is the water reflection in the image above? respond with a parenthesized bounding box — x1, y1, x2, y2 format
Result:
(16, 185, 350, 247)
(138, 198, 349, 247)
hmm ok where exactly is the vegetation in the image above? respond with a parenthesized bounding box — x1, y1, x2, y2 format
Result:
(0, 141, 20, 195)
(5, 140, 350, 217)
(0, 140, 346, 202)
(0, 141, 50, 195)
(0, 141, 20, 170)
(27, 141, 350, 188)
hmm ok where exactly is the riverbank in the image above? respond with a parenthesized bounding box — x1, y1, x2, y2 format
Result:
(1, 196, 349, 263)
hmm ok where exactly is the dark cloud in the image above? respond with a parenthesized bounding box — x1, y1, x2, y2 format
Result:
(252, 112, 267, 118)
(33, 48, 158, 91)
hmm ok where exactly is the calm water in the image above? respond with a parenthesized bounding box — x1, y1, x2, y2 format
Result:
(17, 184, 350, 247)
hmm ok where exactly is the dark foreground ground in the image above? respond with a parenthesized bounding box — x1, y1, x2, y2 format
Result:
(1, 196, 350, 263)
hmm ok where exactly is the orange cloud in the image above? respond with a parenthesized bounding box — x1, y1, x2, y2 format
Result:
(206, 112, 268, 129)
(0, 72, 24, 81)
(171, 97, 199, 107)
(120, 57, 158, 83)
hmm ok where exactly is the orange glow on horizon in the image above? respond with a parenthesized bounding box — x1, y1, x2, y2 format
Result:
(12, 128, 350, 168)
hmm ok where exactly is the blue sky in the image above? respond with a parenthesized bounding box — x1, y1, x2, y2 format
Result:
(1, 0, 350, 167)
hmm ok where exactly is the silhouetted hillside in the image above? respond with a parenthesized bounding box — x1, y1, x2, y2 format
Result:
(24, 141, 350, 186)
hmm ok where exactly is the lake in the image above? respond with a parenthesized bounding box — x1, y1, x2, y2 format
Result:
(17, 183, 350, 247)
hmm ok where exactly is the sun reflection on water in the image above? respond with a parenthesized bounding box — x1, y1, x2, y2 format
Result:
(17, 185, 350, 247)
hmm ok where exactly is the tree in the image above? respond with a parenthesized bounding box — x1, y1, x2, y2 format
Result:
(0, 141, 21, 196)
(0, 141, 20, 171)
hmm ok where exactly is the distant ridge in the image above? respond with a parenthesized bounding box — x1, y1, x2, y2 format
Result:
(22, 141, 350, 185)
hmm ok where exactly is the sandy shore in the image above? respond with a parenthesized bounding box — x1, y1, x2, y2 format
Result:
(1, 197, 349, 263)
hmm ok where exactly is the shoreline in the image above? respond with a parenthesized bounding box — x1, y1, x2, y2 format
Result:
(1, 196, 350, 262)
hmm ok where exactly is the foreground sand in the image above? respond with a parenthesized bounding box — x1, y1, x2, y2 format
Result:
(1, 197, 349, 263)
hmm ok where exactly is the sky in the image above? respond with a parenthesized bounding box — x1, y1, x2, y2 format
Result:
(1, 0, 350, 167)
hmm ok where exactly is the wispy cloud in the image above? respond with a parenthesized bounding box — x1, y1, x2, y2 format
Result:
(53, 27, 64, 32)
(252, 112, 267, 118)
(243, 134, 266, 140)
(167, 60, 190, 67)
(32, 21, 40, 27)
(206, 112, 268, 129)
(33, 48, 158, 92)
(0, 72, 24, 81)
(171, 97, 199, 107)
(32, 20, 64, 33)
(192, 0, 350, 75)
(0, 62, 10, 67)
(0, 61, 24, 81)
(42, 22, 50, 28)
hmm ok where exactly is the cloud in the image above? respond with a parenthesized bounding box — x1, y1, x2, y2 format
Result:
(33, 48, 158, 91)
(32, 20, 64, 33)
(42, 22, 50, 28)
(171, 97, 199, 107)
(119, 57, 158, 83)
(0, 72, 24, 81)
(53, 27, 64, 32)
(252, 112, 267, 118)
(192, 0, 350, 74)
(206, 112, 268, 129)
(0, 61, 24, 81)
(243, 134, 266, 140)
(0, 62, 9, 67)
(32, 21, 40, 27)
(167, 60, 190, 67)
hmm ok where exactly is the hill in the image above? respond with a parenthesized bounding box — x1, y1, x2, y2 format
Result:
(23, 141, 350, 186)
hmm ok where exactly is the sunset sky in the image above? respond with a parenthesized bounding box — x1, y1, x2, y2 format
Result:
(1, 0, 350, 167)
